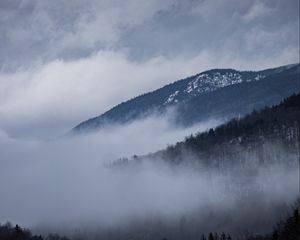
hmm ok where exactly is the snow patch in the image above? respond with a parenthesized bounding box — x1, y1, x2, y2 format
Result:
(164, 90, 180, 105)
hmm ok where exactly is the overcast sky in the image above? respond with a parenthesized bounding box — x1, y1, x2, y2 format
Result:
(0, 0, 299, 138)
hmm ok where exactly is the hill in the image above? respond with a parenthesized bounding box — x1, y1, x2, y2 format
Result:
(72, 63, 299, 133)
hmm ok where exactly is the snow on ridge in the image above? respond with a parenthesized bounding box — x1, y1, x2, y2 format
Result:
(184, 72, 243, 95)
(184, 71, 265, 95)
(254, 74, 265, 81)
(163, 71, 265, 105)
(164, 90, 180, 105)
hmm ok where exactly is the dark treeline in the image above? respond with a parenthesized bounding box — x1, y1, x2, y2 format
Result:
(248, 200, 300, 240)
(197, 200, 300, 240)
(1, 200, 299, 240)
(116, 93, 299, 169)
(160, 93, 299, 166)
(113, 93, 300, 168)
(0, 223, 70, 240)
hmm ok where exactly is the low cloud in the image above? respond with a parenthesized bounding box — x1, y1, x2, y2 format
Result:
(0, 0, 298, 139)
(242, 1, 274, 21)
(0, 0, 298, 69)
(0, 48, 298, 139)
(0, 116, 298, 238)
(0, 117, 219, 226)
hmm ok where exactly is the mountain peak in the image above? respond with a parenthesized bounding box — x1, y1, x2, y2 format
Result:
(72, 63, 300, 133)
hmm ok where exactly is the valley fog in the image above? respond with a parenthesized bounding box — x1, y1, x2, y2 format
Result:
(0, 115, 298, 238)
(0, 116, 219, 225)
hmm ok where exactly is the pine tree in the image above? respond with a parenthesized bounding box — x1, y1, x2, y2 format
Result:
(208, 232, 214, 240)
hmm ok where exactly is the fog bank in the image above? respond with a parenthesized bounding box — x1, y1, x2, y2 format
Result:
(0, 116, 298, 238)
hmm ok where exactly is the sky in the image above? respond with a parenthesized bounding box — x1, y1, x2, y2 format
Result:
(0, 0, 299, 138)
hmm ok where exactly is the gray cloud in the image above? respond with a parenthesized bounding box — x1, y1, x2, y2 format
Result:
(0, 0, 177, 69)
(0, 118, 298, 234)
(1, 48, 298, 139)
(0, 1, 298, 138)
(0, 117, 219, 225)
(0, 0, 298, 70)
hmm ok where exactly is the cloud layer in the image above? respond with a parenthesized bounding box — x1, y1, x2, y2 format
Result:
(0, 117, 219, 225)
(0, 117, 298, 236)
(0, 49, 298, 138)
(0, 0, 299, 138)
(0, 0, 298, 68)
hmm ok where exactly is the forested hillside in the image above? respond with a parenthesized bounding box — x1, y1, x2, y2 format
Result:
(105, 94, 300, 239)
(0, 223, 69, 240)
(139, 93, 300, 168)
(1, 200, 299, 240)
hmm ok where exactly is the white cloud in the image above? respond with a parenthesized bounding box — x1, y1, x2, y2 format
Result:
(0, 116, 219, 225)
(2, 0, 177, 59)
(1, 0, 298, 68)
(0, 117, 298, 230)
(0, 0, 298, 138)
(0, 46, 298, 138)
(243, 1, 274, 21)
(244, 25, 289, 51)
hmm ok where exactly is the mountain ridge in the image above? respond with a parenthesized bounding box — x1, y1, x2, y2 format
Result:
(72, 63, 300, 133)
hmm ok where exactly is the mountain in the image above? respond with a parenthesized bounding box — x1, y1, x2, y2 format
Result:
(72, 63, 299, 133)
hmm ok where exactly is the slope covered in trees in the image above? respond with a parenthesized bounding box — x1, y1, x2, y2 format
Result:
(144, 93, 300, 168)
(0, 223, 70, 240)
(1, 201, 299, 240)
(248, 200, 300, 240)
(107, 93, 300, 239)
